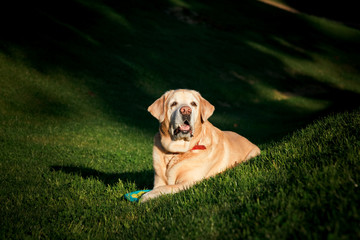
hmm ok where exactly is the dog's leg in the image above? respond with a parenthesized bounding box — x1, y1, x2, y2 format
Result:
(244, 146, 261, 161)
(153, 172, 167, 188)
(140, 182, 194, 203)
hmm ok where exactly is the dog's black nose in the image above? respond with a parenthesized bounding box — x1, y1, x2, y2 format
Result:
(180, 106, 192, 115)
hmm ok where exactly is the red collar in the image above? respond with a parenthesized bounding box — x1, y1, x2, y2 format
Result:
(191, 142, 206, 150)
(167, 142, 206, 155)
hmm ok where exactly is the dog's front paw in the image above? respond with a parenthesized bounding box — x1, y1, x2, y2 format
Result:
(140, 189, 163, 203)
(140, 190, 154, 203)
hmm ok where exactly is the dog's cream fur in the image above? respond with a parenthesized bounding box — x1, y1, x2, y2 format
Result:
(141, 89, 260, 202)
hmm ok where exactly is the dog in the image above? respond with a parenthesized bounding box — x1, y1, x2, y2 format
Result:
(141, 89, 260, 202)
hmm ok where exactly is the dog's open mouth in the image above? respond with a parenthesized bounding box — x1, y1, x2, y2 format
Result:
(174, 120, 192, 136)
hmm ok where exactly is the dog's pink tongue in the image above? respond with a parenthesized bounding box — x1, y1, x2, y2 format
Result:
(180, 124, 190, 131)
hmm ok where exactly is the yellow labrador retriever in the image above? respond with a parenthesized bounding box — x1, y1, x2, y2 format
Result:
(141, 89, 260, 202)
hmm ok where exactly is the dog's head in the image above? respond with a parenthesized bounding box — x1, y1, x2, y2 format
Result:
(148, 90, 214, 151)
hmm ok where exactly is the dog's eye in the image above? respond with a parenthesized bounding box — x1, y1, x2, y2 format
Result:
(171, 101, 178, 107)
(190, 101, 197, 107)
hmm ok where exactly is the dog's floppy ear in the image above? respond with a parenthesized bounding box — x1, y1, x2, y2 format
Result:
(199, 94, 215, 123)
(148, 90, 173, 122)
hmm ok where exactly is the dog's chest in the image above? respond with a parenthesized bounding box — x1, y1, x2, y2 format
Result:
(164, 150, 201, 173)
(164, 153, 181, 170)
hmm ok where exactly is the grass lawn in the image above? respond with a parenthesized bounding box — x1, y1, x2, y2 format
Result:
(1, 0, 359, 239)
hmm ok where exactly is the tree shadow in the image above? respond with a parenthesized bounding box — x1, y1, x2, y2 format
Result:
(1, 0, 360, 145)
(283, 0, 360, 29)
(50, 165, 154, 189)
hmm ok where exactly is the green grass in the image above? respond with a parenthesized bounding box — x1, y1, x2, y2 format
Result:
(1, 0, 360, 239)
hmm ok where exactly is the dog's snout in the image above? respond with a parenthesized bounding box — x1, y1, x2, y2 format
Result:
(180, 106, 192, 116)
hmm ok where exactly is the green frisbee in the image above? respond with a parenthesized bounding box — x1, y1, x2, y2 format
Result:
(124, 190, 151, 202)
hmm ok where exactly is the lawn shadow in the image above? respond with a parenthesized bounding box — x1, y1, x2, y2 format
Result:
(1, 0, 360, 145)
(283, 0, 360, 28)
(50, 165, 154, 189)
